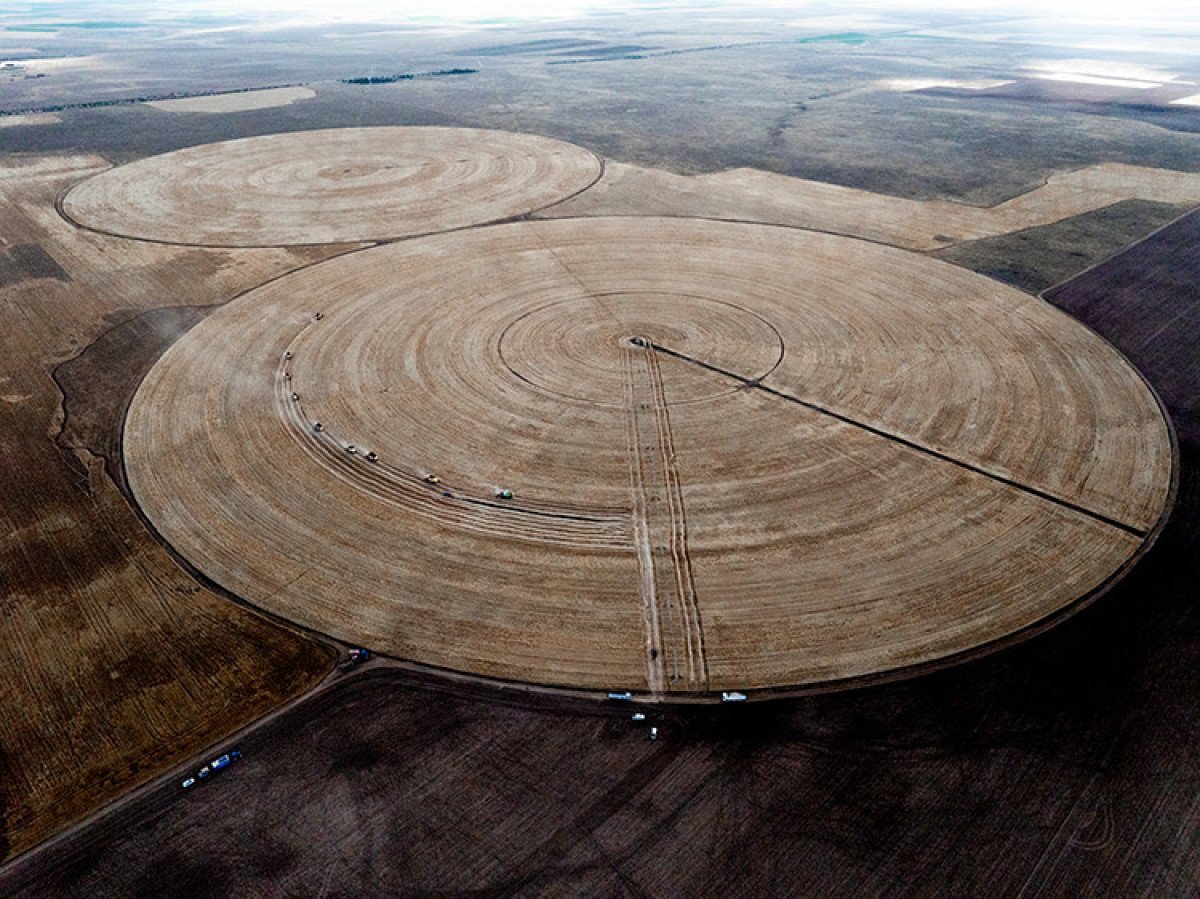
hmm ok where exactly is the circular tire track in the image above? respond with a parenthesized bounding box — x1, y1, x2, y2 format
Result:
(497, 292, 785, 407)
(60, 127, 602, 247)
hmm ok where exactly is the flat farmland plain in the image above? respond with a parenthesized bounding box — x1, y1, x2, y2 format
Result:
(0, 123, 1192, 876)
(7, 194, 1200, 899)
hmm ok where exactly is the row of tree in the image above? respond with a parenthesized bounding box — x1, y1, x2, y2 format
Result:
(340, 68, 478, 85)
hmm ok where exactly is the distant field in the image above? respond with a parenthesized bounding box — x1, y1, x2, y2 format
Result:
(0, 113, 59, 128)
(540, 160, 1200, 251)
(61, 127, 602, 245)
(4, 30, 1200, 207)
(934, 199, 1190, 293)
(145, 86, 315, 114)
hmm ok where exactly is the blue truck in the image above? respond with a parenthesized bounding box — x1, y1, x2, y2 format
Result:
(181, 749, 242, 789)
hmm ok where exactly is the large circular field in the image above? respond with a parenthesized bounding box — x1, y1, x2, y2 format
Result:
(60, 127, 601, 246)
(124, 215, 1174, 696)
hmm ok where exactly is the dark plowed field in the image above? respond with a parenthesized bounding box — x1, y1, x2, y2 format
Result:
(1045, 208, 1200, 459)
(934, 199, 1190, 294)
(53, 304, 216, 487)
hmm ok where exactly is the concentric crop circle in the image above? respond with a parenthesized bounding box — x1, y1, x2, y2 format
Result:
(60, 127, 601, 246)
(125, 216, 1174, 697)
(498, 292, 784, 406)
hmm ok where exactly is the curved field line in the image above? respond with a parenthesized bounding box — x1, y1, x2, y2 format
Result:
(274, 337, 631, 549)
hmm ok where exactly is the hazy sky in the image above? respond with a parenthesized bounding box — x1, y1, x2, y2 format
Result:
(219, 1, 1200, 27)
(8, 1, 1200, 27)
(5, 1, 1200, 57)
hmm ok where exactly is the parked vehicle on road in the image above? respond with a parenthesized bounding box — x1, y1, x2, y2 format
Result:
(342, 647, 370, 669)
(182, 749, 242, 789)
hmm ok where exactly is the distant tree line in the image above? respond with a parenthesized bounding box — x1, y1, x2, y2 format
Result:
(546, 34, 868, 66)
(340, 68, 478, 85)
(0, 67, 481, 118)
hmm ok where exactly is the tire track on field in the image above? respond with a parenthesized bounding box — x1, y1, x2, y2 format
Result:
(622, 339, 707, 695)
(623, 346, 666, 696)
(274, 331, 631, 549)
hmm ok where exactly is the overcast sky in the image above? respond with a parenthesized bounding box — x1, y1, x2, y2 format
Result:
(5, 0, 1200, 57)
(222, 1, 1199, 27)
(6, 1, 1200, 26)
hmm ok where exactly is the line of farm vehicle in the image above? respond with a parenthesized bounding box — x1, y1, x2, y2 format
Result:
(181, 646, 373, 790)
(609, 690, 747, 741)
(180, 655, 745, 786)
(181, 750, 241, 790)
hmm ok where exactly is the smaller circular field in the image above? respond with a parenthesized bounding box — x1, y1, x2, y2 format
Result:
(60, 127, 601, 246)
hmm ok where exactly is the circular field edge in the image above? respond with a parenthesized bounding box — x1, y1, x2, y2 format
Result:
(56, 126, 605, 249)
(117, 217, 1180, 704)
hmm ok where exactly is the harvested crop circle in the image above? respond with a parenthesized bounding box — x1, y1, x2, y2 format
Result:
(124, 216, 1174, 696)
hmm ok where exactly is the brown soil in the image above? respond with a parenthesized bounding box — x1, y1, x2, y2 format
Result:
(0, 243, 70, 288)
(0, 155, 335, 861)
